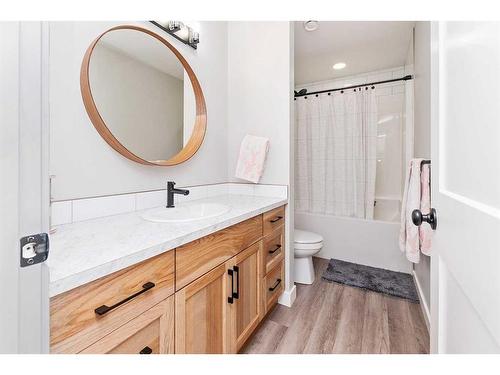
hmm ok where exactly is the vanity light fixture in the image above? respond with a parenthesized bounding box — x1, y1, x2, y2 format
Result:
(150, 21, 200, 49)
(333, 62, 347, 70)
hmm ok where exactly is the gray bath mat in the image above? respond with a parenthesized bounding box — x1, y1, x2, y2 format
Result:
(322, 258, 419, 303)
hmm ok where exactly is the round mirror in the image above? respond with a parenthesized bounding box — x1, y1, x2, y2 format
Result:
(80, 25, 206, 166)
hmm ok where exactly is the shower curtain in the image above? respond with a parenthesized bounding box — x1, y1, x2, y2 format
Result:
(295, 89, 378, 219)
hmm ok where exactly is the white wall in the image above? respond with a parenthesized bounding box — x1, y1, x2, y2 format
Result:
(413, 21, 432, 314)
(227, 22, 294, 297)
(227, 22, 292, 186)
(49, 21, 228, 201)
(90, 43, 184, 161)
(403, 30, 415, 191)
(414, 23, 432, 159)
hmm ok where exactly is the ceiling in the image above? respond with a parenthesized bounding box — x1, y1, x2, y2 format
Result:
(294, 21, 415, 85)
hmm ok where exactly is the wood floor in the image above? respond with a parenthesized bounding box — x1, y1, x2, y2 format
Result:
(242, 257, 429, 354)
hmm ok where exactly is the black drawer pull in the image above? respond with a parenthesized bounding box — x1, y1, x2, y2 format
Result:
(269, 216, 283, 223)
(94, 281, 155, 316)
(139, 346, 153, 354)
(269, 278, 282, 292)
(268, 244, 281, 254)
(233, 266, 240, 299)
(228, 269, 235, 304)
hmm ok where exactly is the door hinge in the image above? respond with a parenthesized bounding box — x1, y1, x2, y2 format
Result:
(20, 233, 49, 267)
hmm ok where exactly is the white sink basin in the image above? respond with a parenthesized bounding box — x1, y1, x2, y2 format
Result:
(141, 202, 231, 223)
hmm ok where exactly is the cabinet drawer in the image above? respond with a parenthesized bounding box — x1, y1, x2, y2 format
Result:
(80, 297, 174, 354)
(50, 251, 175, 354)
(263, 227, 284, 275)
(263, 260, 284, 314)
(176, 215, 263, 290)
(263, 206, 285, 236)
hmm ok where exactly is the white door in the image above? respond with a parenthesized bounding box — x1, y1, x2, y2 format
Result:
(0, 21, 50, 354)
(430, 21, 500, 353)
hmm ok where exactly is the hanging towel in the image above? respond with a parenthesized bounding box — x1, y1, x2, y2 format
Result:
(235, 135, 270, 183)
(399, 158, 424, 263)
(419, 163, 433, 255)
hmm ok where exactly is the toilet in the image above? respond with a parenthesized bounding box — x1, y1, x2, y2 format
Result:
(294, 229, 324, 284)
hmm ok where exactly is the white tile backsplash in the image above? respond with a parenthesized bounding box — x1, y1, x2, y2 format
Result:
(72, 194, 136, 223)
(253, 184, 288, 199)
(176, 185, 207, 204)
(51, 201, 72, 226)
(51, 183, 288, 226)
(136, 190, 166, 211)
(226, 183, 255, 196)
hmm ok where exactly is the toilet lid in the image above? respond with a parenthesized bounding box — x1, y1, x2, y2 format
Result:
(294, 229, 323, 244)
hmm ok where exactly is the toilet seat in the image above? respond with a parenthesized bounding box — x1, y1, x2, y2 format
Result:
(294, 229, 323, 250)
(294, 229, 323, 244)
(294, 241, 323, 250)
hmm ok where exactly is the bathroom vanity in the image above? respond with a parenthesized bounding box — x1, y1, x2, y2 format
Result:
(46, 23, 288, 354)
(49, 198, 286, 354)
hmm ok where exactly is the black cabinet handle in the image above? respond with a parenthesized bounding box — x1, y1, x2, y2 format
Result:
(139, 346, 153, 354)
(227, 269, 235, 304)
(233, 266, 240, 299)
(94, 281, 155, 316)
(270, 216, 283, 223)
(269, 278, 282, 292)
(268, 244, 281, 254)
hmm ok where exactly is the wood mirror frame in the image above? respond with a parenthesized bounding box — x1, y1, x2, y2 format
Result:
(80, 25, 207, 166)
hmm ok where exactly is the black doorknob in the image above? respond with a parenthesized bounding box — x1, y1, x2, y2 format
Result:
(412, 208, 437, 230)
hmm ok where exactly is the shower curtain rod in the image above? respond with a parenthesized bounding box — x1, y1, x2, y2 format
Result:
(294, 74, 413, 98)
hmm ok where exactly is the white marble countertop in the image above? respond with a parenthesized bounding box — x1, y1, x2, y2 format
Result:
(47, 194, 287, 297)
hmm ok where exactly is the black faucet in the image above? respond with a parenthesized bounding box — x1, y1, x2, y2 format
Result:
(166, 181, 190, 208)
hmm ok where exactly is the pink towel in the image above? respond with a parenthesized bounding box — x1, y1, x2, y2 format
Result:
(399, 159, 433, 262)
(419, 164, 433, 255)
(399, 159, 423, 263)
(235, 135, 269, 183)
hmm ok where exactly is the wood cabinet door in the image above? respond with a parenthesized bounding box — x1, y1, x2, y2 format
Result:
(175, 263, 231, 353)
(80, 296, 174, 354)
(227, 241, 263, 352)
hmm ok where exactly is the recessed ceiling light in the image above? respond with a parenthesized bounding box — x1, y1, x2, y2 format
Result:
(333, 62, 347, 70)
(303, 20, 319, 32)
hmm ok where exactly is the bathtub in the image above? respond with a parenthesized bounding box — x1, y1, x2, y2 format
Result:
(294, 211, 412, 274)
(374, 197, 401, 222)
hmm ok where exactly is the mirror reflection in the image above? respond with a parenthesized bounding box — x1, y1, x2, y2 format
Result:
(88, 28, 196, 162)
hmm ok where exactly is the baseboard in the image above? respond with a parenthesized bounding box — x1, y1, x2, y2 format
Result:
(413, 270, 431, 332)
(278, 284, 297, 307)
